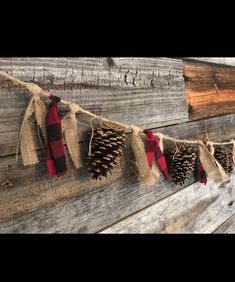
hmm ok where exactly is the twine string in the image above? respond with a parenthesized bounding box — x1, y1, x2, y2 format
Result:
(1, 70, 235, 148)
(88, 117, 98, 156)
(172, 141, 179, 160)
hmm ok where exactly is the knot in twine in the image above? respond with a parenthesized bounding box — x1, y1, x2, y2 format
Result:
(26, 83, 45, 99)
(69, 103, 82, 114)
(130, 125, 141, 135)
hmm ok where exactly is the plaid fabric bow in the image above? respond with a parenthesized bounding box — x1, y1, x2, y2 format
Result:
(45, 94, 67, 177)
(144, 129, 169, 180)
(198, 142, 208, 185)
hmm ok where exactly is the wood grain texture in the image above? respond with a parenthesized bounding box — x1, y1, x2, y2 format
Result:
(100, 179, 235, 234)
(1, 113, 235, 197)
(0, 176, 191, 233)
(1, 57, 235, 233)
(186, 57, 235, 67)
(0, 136, 193, 232)
(185, 186, 235, 233)
(183, 59, 235, 120)
(100, 182, 219, 233)
(0, 57, 188, 158)
(0, 113, 235, 233)
(213, 213, 235, 233)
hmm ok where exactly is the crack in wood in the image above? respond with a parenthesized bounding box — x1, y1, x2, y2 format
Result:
(1, 57, 234, 233)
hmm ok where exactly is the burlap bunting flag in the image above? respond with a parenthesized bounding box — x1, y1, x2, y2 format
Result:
(19, 96, 47, 166)
(61, 103, 82, 169)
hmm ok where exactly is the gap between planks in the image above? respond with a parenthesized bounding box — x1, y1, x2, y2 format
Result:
(96, 183, 195, 233)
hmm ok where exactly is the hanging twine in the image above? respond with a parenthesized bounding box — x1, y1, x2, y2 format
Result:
(1, 70, 234, 147)
(88, 116, 99, 156)
(172, 141, 179, 160)
(1, 70, 235, 184)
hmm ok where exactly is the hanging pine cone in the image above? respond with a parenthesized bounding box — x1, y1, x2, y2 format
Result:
(87, 122, 127, 180)
(165, 143, 196, 185)
(213, 145, 233, 174)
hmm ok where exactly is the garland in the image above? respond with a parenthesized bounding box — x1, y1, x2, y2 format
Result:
(0, 71, 234, 187)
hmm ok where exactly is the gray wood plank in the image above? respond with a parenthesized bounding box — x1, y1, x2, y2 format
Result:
(99, 182, 219, 233)
(1, 58, 235, 234)
(0, 175, 192, 233)
(213, 213, 235, 233)
(0, 57, 188, 157)
(0, 113, 235, 233)
(100, 178, 235, 234)
(1, 113, 235, 190)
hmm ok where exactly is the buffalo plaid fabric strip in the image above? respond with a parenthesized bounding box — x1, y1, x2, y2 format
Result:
(144, 129, 169, 180)
(45, 94, 67, 177)
(198, 142, 208, 185)
(198, 161, 207, 185)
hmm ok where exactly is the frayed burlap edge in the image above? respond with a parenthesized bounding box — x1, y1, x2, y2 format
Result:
(19, 97, 47, 166)
(130, 126, 157, 187)
(20, 119, 39, 165)
(199, 143, 229, 183)
(19, 98, 38, 165)
(62, 109, 82, 169)
(34, 98, 47, 141)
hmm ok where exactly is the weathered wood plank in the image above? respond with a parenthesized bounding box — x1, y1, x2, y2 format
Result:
(0, 113, 235, 233)
(0, 134, 191, 225)
(0, 57, 188, 157)
(99, 182, 219, 233)
(2, 100, 235, 159)
(184, 185, 235, 233)
(1, 57, 235, 233)
(100, 178, 235, 234)
(156, 113, 235, 142)
(186, 57, 235, 67)
(1, 113, 235, 191)
(0, 177, 192, 233)
(183, 60, 235, 120)
(213, 213, 235, 233)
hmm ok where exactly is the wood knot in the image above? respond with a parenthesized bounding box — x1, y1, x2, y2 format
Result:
(228, 200, 233, 207)
(183, 73, 189, 82)
(1, 179, 13, 188)
(107, 57, 115, 68)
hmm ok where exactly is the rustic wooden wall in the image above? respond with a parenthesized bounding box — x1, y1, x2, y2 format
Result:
(0, 57, 235, 233)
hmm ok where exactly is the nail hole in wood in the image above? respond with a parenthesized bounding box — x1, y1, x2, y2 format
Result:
(228, 201, 233, 207)
(107, 57, 115, 68)
(1, 179, 13, 188)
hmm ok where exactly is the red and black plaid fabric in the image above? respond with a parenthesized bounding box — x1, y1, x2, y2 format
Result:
(45, 94, 67, 177)
(198, 161, 207, 185)
(144, 129, 169, 180)
(198, 142, 208, 185)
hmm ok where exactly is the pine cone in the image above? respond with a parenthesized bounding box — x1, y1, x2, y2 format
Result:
(214, 145, 233, 174)
(165, 143, 196, 185)
(87, 122, 127, 180)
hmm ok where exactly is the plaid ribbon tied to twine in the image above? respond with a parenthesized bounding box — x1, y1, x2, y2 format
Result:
(144, 129, 169, 180)
(198, 141, 208, 185)
(45, 94, 67, 177)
